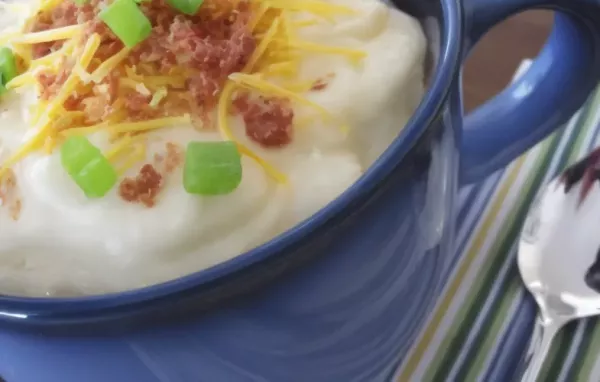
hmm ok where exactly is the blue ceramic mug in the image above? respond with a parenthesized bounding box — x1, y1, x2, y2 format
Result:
(2, 0, 600, 381)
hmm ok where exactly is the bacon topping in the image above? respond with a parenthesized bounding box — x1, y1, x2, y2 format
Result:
(163, 142, 184, 173)
(154, 142, 184, 174)
(311, 73, 335, 91)
(36, 62, 71, 100)
(0, 169, 22, 221)
(118, 164, 163, 208)
(233, 93, 294, 148)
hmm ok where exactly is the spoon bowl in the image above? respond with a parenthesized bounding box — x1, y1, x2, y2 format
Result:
(518, 148, 600, 381)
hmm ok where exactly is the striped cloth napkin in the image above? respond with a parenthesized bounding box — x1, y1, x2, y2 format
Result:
(393, 61, 600, 381)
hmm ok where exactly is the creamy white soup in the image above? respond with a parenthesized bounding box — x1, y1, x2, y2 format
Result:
(0, 0, 425, 296)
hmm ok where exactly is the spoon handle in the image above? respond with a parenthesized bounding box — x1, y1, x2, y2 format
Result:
(520, 315, 562, 382)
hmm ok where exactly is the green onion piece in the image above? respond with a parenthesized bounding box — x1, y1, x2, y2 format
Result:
(183, 141, 242, 195)
(60, 136, 118, 198)
(0, 47, 17, 94)
(167, 0, 205, 16)
(99, 0, 152, 48)
(73, 0, 89, 5)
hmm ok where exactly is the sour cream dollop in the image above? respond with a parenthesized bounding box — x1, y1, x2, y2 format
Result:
(0, 0, 426, 296)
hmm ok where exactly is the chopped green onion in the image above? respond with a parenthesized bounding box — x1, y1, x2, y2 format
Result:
(167, 0, 205, 16)
(99, 0, 152, 48)
(183, 141, 242, 195)
(0, 47, 17, 94)
(73, 0, 89, 5)
(61, 136, 118, 198)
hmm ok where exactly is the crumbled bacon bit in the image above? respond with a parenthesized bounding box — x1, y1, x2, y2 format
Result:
(36, 61, 71, 100)
(311, 79, 328, 91)
(0, 169, 21, 221)
(233, 93, 294, 148)
(118, 164, 163, 208)
(0, 169, 16, 199)
(153, 142, 184, 173)
(164, 142, 184, 173)
(124, 92, 152, 113)
(311, 73, 335, 91)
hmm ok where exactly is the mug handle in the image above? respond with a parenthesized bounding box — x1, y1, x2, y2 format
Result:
(459, 0, 600, 184)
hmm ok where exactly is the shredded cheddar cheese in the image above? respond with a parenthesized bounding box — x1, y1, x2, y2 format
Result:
(105, 135, 134, 161)
(245, 17, 281, 73)
(6, 70, 36, 89)
(29, 38, 77, 69)
(90, 47, 131, 83)
(116, 143, 146, 175)
(62, 115, 191, 137)
(292, 19, 320, 28)
(11, 24, 83, 44)
(11, 43, 32, 66)
(286, 39, 366, 62)
(150, 87, 168, 108)
(265, 0, 357, 20)
(38, 0, 63, 13)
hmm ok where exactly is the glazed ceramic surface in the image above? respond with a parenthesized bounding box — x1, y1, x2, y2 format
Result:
(2, 0, 600, 381)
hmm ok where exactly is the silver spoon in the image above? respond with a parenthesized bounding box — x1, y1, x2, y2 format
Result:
(518, 150, 600, 382)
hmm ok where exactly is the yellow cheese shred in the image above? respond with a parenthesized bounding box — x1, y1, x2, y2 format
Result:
(47, 33, 100, 117)
(144, 76, 186, 89)
(6, 71, 36, 89)
(11, 24, 83, 45)
(74, 33, 101, 72)
(149, 87, 168, 108)
(116, 143, 146, 175)
(284, 39, 366, 62)
(248, 3, 270, 32)
(265, 0, 357, 19)
(105, 134, 135, 161)
(29, 38, 77, 69)
(119, 78, 140, 91)
(245, 17, 280, 72)
(31, 101, 47, 124)
(28, 49, 61, 69)
(292, 19, 320, 28)
(63, 115, 191, 137)
(281, 80, 315, 93)
(12, 43, 32, 66)
(39, 0, 62, 13)
(43, 132, 57, 154)
(90, 47, 131, 83)
(260, 61, 295, 76)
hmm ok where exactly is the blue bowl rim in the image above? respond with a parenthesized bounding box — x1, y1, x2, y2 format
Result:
(0, 0, 463, 319)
